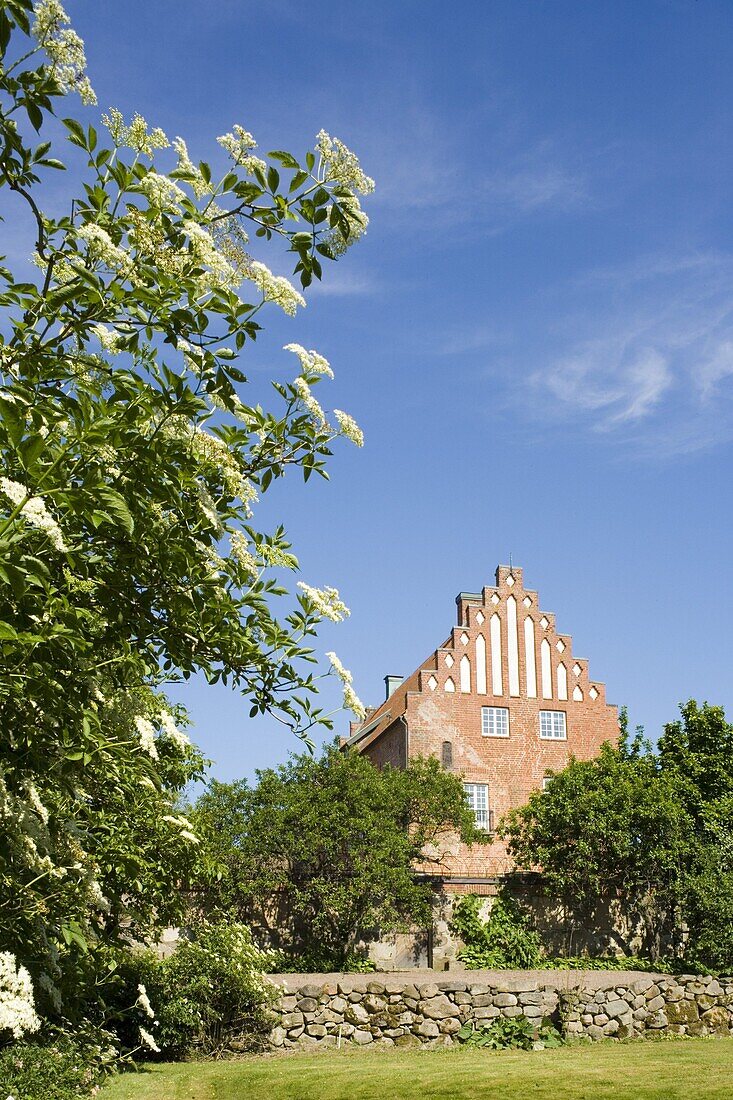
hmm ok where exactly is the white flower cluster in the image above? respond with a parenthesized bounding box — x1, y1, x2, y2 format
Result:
(139, 1026, 160, 1052)
(183, 219, 240, 291)
(292, 377, 326, 426)
(246, 261, 305, 317)
(172, 137, 210, 198)
(162, 814, 199, 844)
(316, 130, 375, 195)
(91, 324, 124, 355)
(283, 343, 333, 379)
(77, 223, 133, 277)
(161, 415, 257, 513)
(217, 125, 266, 176)
(88, 877, 110, 913)
(139, 171, 186, 210)
(159, 711, 190, 752)
(102, 108, 169, 157)
(230, 531, 258, 577)
(134, 715, 158, 759)
(297, 582, 350, 622)
(0, 952, 41, 1040)
(26, 783, 49, 825)
(136, 983, 154, 1019)
(0, 477, 67, 552)
(326, 651, 367, 720)
(333, 409, 364, 447)
(32, 0, 96, 104)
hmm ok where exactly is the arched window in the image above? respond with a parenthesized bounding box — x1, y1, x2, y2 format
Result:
(441, 741, 453, 769)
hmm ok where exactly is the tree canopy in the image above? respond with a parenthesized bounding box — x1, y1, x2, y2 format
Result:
(0, 0, 372, 1033)
(191, 743, 486, 968)
(501, 701, 733, 968)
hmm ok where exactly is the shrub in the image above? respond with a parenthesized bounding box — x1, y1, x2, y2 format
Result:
(451, 892, 542, 969)
(457, 1015, 563, 1050)
(140, 922, 276, 1058)
(267, 949, 376, 974)
(0, 1036, 109, 1100)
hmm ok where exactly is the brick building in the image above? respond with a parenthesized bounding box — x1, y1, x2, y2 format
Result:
(345, 565, 619, 892)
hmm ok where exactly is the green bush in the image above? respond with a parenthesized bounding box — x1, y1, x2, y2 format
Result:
(267, 949, 376, 974)
(538, 954, 673, 973)
(451, 892, 542, 969)
(139, 922, 276, 1058)
(457, 1015, 563, 1050)
(0, 1037, 107, 1100)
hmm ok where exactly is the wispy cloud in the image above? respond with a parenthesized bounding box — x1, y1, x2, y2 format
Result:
(524, 251, 733, 455)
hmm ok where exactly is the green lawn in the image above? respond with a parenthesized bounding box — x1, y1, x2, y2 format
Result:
(101, 1038, 733, 1100)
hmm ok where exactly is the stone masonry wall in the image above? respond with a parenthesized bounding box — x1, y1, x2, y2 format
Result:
(267, 970, 733, 1050)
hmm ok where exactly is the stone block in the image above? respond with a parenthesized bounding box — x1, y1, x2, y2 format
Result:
(287, 1026, 304, 1039)
(306, 1024, 327, 1037)
(519, 992, 543, 1005)
(315, 1009, 343, 1025)
(421, 995, 460, 1020)
(363, 994, 387, 1014)
(473, 994, 494, 1008)
(298, 984, 323, 999)
(281, 1012, 304, 1030)
(385, 979, 405, 995)
(454, 992, 472, 1005)
(419, 983, 441, 999)
(270, 1026, 285, 1047)
(323, 982, 338, 996)
(440, 1017, 462, 1034)
(352, 1029, 373, 1045)
(366, 981, 386, 995)
(469, 984, 490, 996)
(702, 1006, 730, 1034)
(348, 991, 363, 1003)
(383, 1027, 406, 1038)
(330, 996, 348, 1014)
(403, 985, 420, 1000)
(644, 985, 661, 1001)
(666, 1000, 699, 1025)
(594, 1014, 609, 1026)
(440, 980, 468, 992)
(586, 1025, 604, 1041)
(502, 1006, 523, 1017)
(603, 1019, 619, 1035)
(646, 995, 665, 1013)
(394, 1033, 422, 1048)
(633, 1008, 648, 1021)
(297, 997, 318, 1013)
(665, 987, 684, 1002)
(581, 1014, 594, 1026)
(281, 996, 297, 1012)
(474, 1007, 500, 1020)
(296, 1033, 318, 1047)
(494, 993, 518, 1007)
(416, 1019, 440, 1038)
(630, 977, 655, 995)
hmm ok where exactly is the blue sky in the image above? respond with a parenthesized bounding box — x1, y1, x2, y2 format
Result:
(69, 0, 733, 779)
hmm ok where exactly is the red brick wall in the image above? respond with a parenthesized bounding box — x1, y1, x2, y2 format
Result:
(360, 565, 619, 882)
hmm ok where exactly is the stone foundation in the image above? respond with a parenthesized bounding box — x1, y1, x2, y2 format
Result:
(267, 970, 733, 1049)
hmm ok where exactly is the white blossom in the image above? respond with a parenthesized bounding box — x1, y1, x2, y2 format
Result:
(246, 261, 305, 316)
(139, 171, 186, 210)
(102, 108, 168, 156)
(32, 0, 96, 104)
(88, 878, 110, 913)
(196, 484, 222, 535)
(159, 711, 190, 752)
(297, 582, 350, 622)
(316, 130, 374, 195)
(26, 783, 49, 825)
(283, 343, 333, 379)
(217, 125, 267, 176)
(326, 651, 352, 685)
(0, 952, 41, 1040)
(0, 477, 67, 551)
(139, 1026, 160, 1052)
(77, 223, 132, 277)
(230, 531, 258, 576)
(292, 377, 326, 427)
(136, 983, 154, 1019)
(172, 137, 210, 198)
(134, 716, 158, 759)
(343, 683, 367, 721)
(333, 409, 364, 447)
(91, 324, 124, 355)
(183, 218, 240, 291)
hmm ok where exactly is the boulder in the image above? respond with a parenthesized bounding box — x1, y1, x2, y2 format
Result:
(421, 995, 460, 1020)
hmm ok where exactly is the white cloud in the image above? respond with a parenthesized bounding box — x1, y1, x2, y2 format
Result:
(522, 251, 733, 455)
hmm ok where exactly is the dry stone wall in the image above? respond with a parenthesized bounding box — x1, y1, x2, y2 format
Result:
(267, 971, 733, 1050)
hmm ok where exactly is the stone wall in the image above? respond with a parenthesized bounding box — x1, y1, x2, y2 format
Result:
(267, 970, 733, 1050)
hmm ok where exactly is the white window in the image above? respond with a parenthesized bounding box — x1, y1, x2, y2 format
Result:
(464, 782, 490, 830)
(539, 710, 567, 740)
(481, 706, 509, 738)
(542, 776, 553, 791)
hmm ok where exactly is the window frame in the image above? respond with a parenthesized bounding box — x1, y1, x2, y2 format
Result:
(463, 781, 490, 831)
(539, 710, 567, 741)
(481, 705, 510, 739)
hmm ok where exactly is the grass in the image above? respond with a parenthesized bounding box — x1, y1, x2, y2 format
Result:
(100, 1037, 733, 1100)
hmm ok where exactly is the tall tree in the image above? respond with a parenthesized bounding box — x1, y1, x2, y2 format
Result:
(0, 0, 372, 1025)
(191, 744, 485, 968)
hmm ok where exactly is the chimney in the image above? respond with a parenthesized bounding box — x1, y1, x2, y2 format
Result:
(384, 675, 403, 700)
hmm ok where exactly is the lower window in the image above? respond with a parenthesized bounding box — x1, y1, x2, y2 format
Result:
(464, 782, 490, 830)
(539, 710, 567, 740)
